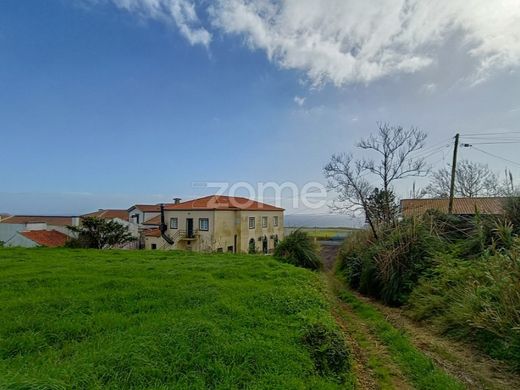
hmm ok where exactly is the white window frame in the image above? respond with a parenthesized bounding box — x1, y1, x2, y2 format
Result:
(170, 217, 178, 229)
(199, 218, 209, 231)
(262, 216, 268, 228)
(249, 217, 256, 229)
(273, 216, 279, 227)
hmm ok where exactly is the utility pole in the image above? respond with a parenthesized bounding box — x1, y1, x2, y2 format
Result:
(448, 133, 460, 214)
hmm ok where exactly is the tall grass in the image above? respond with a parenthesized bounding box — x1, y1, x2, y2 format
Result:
(274, 229, 322, 270)
(338, 209, 520, 371)
(406, 248, 520, 371)
(338, 218, 440, 305)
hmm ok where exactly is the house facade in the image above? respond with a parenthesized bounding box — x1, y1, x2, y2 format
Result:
(144, 195, 284, 253)
(127, 204, 161, 225)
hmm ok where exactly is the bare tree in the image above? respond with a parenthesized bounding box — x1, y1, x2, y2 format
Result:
(324, 123, 428, 237)
(324, 153, 379, 238)
(424, 160, 505, 198)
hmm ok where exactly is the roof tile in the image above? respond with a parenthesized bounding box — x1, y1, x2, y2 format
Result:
(163, 195, 284, 212)
(20, 230, 69, 247)
(400, 197, 506, 217)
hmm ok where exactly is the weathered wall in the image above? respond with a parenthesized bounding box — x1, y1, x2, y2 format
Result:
(144, 209, 284, 253)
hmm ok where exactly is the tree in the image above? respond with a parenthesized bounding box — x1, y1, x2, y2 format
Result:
(324, 123, 427, 238)
(366, 188, 399, 226)
(424, 160, 505, 198)
(67, 217, 136, 249)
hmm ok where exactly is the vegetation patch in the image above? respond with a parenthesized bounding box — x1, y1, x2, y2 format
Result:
(0, 248, 346, 388)
(407, 252, 520, 372)
(339, 290, 463, 390)
(302, 323, 350, 380)
(274, 229, 322, 270)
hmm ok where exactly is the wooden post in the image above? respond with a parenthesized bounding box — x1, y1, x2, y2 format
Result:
(448, 133, 460, 214)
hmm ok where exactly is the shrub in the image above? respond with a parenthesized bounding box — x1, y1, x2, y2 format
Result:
(504, 196, 520, 234)
(274, 230, 322, 270)
(338, 218, 441, 305)
(337, 229, 375, 290)
(407, 248, 520, 371)
(302, 323, 350, 379)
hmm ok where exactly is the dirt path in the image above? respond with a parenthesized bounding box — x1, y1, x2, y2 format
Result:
(319, 242, 520, 390)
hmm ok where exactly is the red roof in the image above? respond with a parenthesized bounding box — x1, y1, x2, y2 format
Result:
(20, 230, 69, 247)
(163, 195, 284, 211)
(143, 215, 161, 225)
(82, 209, 129, 221)
(400, 197, 506, 217)
(128, 204, 163, 213)
(0, 215, 75, 226)
(144, 228, 162, 237)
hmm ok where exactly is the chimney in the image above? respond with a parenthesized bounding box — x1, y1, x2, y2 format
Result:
(173, 198, 181, 205)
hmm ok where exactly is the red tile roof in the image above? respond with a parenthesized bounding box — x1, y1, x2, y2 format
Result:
(128, 204, 163, 213)
(163, 195, 284, 211)
(20, 230, 69, 247)
(400, 197, 506, 217)
(143, 215, 161, 225)
(82, 209, 129, 221)
(0, 215, 75, 226)
(143, 228, 162, 237)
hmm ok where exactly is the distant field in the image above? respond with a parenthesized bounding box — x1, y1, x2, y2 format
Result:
(0, 248, 348, 388)
(285, 227, 358, 241)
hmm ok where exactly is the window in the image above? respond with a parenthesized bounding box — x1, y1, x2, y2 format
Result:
(249, 217, 256, 229)
(199, 218, 209, 231)
(262, 216, 268, 228)
(151, 243, 157, 250)
(273, 216, 279, 227)
(227, 245, 234, 252)
(170, 217, 178, 229)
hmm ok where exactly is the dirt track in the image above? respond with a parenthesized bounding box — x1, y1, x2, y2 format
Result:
(319, 241, 520, 390)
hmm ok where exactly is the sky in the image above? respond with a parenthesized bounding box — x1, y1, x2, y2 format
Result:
(1, 0, 520, 217)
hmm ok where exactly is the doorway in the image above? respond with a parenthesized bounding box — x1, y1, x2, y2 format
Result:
(186, 218, 194, 238)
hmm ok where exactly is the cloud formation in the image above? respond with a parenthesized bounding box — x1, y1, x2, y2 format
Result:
(109, 0, 211, 46)
(103, 0, 520, 86)
(209, 0, 520, 86)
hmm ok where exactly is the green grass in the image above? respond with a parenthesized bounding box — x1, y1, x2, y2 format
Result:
(339, 290, 464, 390)
(287, 228, 355, 241)
(0, 248, 351, 389)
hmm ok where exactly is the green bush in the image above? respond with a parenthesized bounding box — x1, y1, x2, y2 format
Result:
(274, 230, 322, 270)
(504, 196, 520, 234)
(338, 218, 441, 305)
(302, 323, 350, 380)
(407, 248, 520, 371)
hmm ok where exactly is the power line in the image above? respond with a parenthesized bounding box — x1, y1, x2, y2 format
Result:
(461, 131, 520, 136)
(471, 146, 520, 168)
(467, 141, 520, 145)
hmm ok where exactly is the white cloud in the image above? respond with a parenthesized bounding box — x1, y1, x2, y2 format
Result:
(208, 0, 520, 86)
(94, 1, 520, 86)
(293, 96, 305, 106)
(108, 0, 211, 46)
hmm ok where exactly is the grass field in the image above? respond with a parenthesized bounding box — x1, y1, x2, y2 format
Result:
(0, 248, 350, 389)
(285, 228, 357, 241)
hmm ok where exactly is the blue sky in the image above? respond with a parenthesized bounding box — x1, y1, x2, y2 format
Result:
(1, 0, 520, 215)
